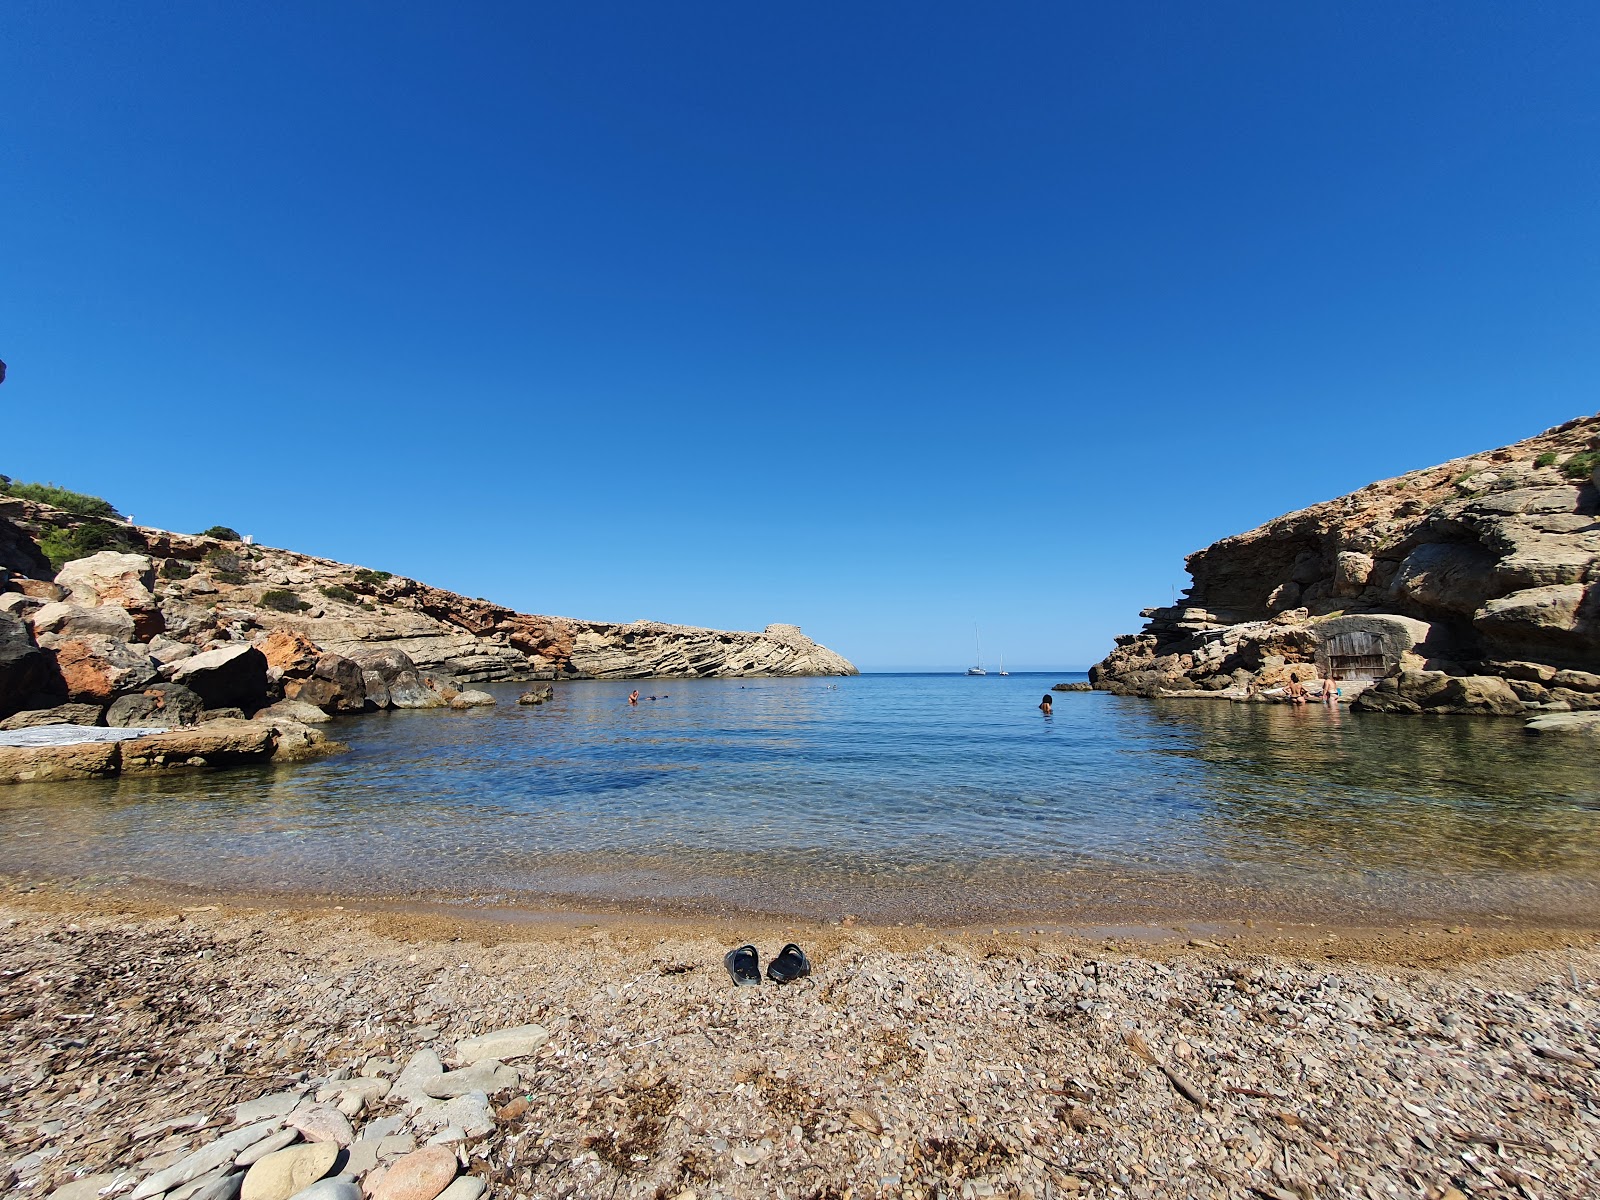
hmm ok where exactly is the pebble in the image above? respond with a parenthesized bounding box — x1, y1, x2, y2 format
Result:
(240, 1143, 340, 1200)
(414, 1060, 517, 1099)
(283, 1176, 361, 1200)
(234, 1092, 305, 1126)
(375, 1135, 416, 1160)
(433, 1179, 484, 1200)
(285, 1108, 354, 1146)
(370, 1147, 458, 1200)
(453, 1023, 549, 1064)
(49, 1174, 123, 1200)
(410, 1093, 494, 1140)
(235, 1130, 299, 1168)
(390, 1050, 444, 1103)
(133, 1120, 281, 1200)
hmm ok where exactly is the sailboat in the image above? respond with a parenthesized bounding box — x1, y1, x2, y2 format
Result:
(967, 625, 986, 676)
(997, 656, 1009, 677)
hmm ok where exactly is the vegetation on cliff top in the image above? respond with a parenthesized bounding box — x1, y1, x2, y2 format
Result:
(0, 475, 123, 520)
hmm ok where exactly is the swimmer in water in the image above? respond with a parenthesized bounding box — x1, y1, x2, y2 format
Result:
(628, 689, 640, 705)
(1039, 694, 1053, 714)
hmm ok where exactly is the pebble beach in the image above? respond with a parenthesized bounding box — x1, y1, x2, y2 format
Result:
(5, 890, 1599, 1200)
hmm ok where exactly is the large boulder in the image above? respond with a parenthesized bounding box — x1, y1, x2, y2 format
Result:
(0, 703, 105, 730)
(1525, 711, 1600, 738)
(284, 652, 366, 714)
(257, 628, 323, 677)
(51, 636, 159, 704)
(30, 601, 137, 641)
(0, 611, 59, 718)
(118, 719, 277, 773)
(0, 740, 122, 784)
(1428, 675, 1525, 716)
(170, 644, 270, 711)
(360, 671, 391, 710)
(105, 683, 206, 729)
(54, 552, 165, 639)
(348, 647, 444, 709)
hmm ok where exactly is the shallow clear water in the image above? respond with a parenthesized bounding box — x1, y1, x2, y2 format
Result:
(2, 673, 1598, 924)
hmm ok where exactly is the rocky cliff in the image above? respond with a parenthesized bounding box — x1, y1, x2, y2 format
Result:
(1092, 413, 1600, 714)
(0, 496, 855, 701)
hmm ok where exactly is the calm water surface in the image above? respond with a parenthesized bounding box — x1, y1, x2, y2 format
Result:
(2, 674, 1597, 924)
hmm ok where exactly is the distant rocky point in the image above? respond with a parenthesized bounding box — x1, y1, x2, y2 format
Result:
(0, 491, 855, 781)
(1092, 413, 1600, 720)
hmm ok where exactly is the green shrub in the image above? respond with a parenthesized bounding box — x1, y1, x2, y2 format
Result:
(320, 583, 358, 604)
(199, 525, 240, 541)
(353, 568, 392, 587)
(212, 569, 248, 585)
(261, 588, 311, 613)
(1560, 449, 1600, 480)
(204, 547, 242, 573)
(1535, 451, 1559, 468)
(0, 476, 123, 520)
(160, 559, 194, 579)
(38, 521, 140, 571)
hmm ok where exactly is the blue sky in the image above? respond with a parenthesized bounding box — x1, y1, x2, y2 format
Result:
(3, 3, 1596, 671)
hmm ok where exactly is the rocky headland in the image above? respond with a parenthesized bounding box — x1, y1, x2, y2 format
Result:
(1092, 414, 1600, 728)
(0, 491, 854, 783)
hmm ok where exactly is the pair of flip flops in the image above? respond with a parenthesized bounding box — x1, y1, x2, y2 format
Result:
(724, 943, 810, 986)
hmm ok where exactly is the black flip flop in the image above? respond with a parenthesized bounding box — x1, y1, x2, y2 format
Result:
(766, 943, 811, 984)
(724, 944, 761, 986)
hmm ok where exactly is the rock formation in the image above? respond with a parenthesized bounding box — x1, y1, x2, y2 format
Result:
(0, 489, 855, 782)
(1093, 413, 1600, 716)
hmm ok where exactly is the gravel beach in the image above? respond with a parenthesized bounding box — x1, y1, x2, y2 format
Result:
(4, 891, 1598, 1200)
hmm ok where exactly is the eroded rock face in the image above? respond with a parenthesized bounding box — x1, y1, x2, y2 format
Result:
(54, 551, 165, 639)
(1095, 414, 1600, 708)
(0, 610, 57, 718)
(170, 645, 270, 712)
(52, 636, 160, 704)
(106, 682, 206, 728)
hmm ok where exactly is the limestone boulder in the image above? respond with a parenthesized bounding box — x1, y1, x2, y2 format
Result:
(262, 717, 345, 762)
(254, 698, 332, 724)
(0, 702, 105, 730)
(361, 671, 391, 710)
(283, 652, 366, 714)
(349, 647, 444, 709)
(118, 718, 277, 773)
(1427, 675, 1525, 716)
(55, 551, 165, 639)
(0, 591, 45, 618)
(30, 600, 137, 641)
(0, 610, 60, 718)
(106, 683, 206, 729)
(52, 636, 160, 704)
(1525, 711, 1600, 738)
(517, 685, 553, 705)
(170, 644, 270, 711)
(449, 689, 494, 709)
(0, 739, 121, 784)
(1350, 689, 1423, 714)
(257, 628, 322, 677)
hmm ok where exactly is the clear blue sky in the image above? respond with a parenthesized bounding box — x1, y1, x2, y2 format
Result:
(3, 3, 1596, 671)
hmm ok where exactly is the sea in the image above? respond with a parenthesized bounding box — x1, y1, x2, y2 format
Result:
(2, 673, 1598, 927)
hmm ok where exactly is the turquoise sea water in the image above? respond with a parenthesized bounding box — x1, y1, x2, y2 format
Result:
(2, 673, 1598, 925)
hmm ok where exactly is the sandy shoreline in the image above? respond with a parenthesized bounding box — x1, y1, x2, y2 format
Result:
(5, 883, 1600, 1200)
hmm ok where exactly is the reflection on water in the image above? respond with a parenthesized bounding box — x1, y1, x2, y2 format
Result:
(0, 675, 1596, 923)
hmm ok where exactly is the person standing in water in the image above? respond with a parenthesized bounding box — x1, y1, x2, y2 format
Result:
(628, 689, 640, 705)
(1039, 694, 1053, 714)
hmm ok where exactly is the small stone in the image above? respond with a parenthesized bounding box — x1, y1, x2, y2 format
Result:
(343, 1141, 380, 1179)
(453, 1024, 550, 1065)
(286, 1109, 354, 1147)
(374, 1136, 416, 1161)
(416, 1060, 517, 1099)
(410, 1093, 494, 1140)
(236, 1091, 306, 1126)
(284, 1178, 360, 1200)
(435, 1179, 484, 1200)
(241, 1143, 340, 1200)
(134, 1121, 282, 1200)
(236, 1130, 299, 1168)
(391, 1050, 443, 1103)
(50, 1175, 122, 1200)
(370, 1146, 457, 1200)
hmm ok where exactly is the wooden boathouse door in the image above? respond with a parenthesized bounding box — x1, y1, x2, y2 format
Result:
(1323, 631, 1389, 681)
